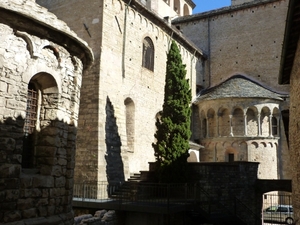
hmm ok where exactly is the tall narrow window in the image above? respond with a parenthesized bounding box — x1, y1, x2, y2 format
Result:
(125, 98, 135, 152)
(272, 117, 278, 136)
(142, 37, 154, 71)
(22, 83, 38, 168)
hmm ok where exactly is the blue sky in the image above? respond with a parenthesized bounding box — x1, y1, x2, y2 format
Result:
(193, 0, 231, 14)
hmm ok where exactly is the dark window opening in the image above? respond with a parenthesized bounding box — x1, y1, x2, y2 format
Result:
(22, 83, 37, 168)
(272, 117, 278, 136)
(142, 37, 154, 71)
(228, 153, 234, 162)
(282, 110, 289, 147)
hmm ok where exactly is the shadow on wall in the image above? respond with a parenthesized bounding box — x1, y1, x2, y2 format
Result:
(105, 97, 125, 185)
(0, 115, 77, 223)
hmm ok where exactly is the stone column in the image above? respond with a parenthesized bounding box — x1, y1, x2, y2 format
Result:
(229, 114, 233, 137)
(206, 117, 209, 138)
(269, 115, 273, 137)
(257, 113, 261, 136)
(217, 113, 220, 137)
(244, 114, 247, 136)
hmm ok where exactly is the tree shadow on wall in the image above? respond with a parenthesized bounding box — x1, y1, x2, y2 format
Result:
(105, 97, 125, 185)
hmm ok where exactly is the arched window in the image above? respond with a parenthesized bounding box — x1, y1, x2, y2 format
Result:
(183, 4, 190, 16)
(219, 108, 230, 136)
(232, 108, 244, 136)
(246, 108, 258, 136)
(207, 108, 216, 137)
(22, 73, 58, 169)
(272, 117, 278, 136)
(142, 37, 154, 71)
(22, 82, 38, 168)
(125, 98, 135, 152)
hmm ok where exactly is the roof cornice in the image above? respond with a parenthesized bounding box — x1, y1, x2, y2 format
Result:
(124, 0, 206, 60)
(173, 0, 282, 24)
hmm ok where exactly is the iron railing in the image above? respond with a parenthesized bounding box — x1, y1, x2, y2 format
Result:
(73, 182, 260, 224)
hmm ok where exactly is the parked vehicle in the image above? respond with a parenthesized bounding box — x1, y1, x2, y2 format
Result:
(263, 205, 293, 224)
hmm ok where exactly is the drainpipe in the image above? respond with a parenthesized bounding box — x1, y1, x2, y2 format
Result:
(122, 0, 132, 78)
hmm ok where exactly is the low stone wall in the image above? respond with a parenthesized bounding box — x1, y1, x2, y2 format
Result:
(74, 210, 117, 225)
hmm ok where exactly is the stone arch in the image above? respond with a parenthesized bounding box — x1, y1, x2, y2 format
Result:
(149, 22, 154, 32)
(43, 45, 61, 63)
(207, 108, 216, 137)
(22, 72, 59, 169)
(183, 4, 190, 15)
(124, 98, 135, 152)
(112, 0, 124, 11)
(144, 18, 148, 28)
(22, 61, 62, 94)
(261, 106, 271, 137)
(138, 14, 142, 23)
(246, 107, 258, 136)
(219, 107, 230, 136)
(15, 31, 36, 58)
(232, 107, 244, 136)
(248, 141, 259, 162)
(261, 142, 267, 148)
(129, 8, 136, 20)
(251, 141, 259, 148)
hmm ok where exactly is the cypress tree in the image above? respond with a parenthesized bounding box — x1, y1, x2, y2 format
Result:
(152, 40, 192, 182)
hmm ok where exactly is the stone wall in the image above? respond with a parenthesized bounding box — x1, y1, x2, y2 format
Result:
(174, 0, 289, 92)
(289, 35, 300, 224)
(0, 0, 93, 224)
(174, 0, 291, 180)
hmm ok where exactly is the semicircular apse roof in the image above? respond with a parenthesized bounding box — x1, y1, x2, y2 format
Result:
(195, 75, 288, 102)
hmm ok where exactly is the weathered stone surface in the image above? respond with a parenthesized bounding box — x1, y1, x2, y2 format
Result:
(3, 210, 22, 223)
(0, 164, 21, 178)
(55, 176, 66, 187)
(0, 1, 92, 224)
(32, 175, 54, 188)
(22, 208, 37, 219)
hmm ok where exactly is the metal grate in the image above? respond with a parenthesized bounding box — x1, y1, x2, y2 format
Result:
(24, 88, 37, 136)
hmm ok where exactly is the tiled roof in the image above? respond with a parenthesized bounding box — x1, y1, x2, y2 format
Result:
(195, 75, 287, 102)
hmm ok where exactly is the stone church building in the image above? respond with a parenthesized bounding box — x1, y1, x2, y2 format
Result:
(0, 0, 295, 224)
(37, 0, 291, 185)
(37, 0, 205, 185)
